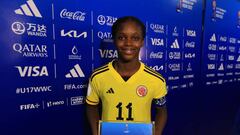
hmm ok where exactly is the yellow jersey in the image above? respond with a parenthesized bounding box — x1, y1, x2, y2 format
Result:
(86, 61, 167, 123)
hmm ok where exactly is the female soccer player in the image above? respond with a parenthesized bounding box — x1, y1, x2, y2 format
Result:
(86, 16, 167, 135)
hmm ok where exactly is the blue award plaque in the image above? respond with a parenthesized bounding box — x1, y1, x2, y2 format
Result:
(99, 121, 154, 135)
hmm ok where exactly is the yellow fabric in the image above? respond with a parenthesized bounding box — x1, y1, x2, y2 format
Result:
(86, 61, 167, 123)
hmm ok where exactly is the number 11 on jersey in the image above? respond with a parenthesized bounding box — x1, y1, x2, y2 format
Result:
(116, 102, 134, 121)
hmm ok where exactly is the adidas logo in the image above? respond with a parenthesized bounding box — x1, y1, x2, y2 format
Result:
(210, 33, 216, 42)
(15, 0, 42, 18)
(170, 39, 180, 49)
(106, 88, 114, 94)
(237, 55, 240, 62)
(65, 64, 85, 78)
(218, 63, 224, 71)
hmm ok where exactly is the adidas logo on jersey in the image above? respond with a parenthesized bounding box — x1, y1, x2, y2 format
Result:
(65, 64, 85, 78)
(15, 0, 42, 18)
(106, 88, 114, 94)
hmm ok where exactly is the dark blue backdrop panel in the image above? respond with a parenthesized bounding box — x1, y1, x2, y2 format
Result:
(201, 0, 240, 135)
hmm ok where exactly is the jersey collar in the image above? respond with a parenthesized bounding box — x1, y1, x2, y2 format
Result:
(108, 60, 144, 84)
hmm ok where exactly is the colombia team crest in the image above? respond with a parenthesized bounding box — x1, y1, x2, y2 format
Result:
(136, 85, 148, 97)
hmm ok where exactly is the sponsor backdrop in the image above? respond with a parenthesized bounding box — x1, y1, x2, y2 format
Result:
(0, 0, 239, 135)
(200, 0, 240, 135)
(202, 0, 240, 87)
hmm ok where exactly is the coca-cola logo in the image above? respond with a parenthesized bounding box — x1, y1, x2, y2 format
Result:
(149, 52, 163, 59)
(60, 9, 86, 21)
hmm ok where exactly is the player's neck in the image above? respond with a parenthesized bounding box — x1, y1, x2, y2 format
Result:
(113, 59, 141, 77)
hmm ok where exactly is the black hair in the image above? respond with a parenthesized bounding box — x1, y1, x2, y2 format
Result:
(111, 16, 146, 39)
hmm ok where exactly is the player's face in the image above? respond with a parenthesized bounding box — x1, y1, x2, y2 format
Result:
(212, 1, 216, 8)
(114, 21, 144, 62)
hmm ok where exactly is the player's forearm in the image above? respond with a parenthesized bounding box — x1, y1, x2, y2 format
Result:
(154, 106, 167, 135)
(86, 104, 100, 135)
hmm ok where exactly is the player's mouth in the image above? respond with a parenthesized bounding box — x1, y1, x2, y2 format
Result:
(121, 48, 136, 55)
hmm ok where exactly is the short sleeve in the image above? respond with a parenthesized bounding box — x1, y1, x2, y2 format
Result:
(153, 80, 167, 99)
(86, 79, 100, 105)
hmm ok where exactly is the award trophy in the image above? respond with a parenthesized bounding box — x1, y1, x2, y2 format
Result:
(99, 121, 154, 135)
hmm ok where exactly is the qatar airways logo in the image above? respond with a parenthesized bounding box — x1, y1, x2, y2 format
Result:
(13, 43, 48, 58)
(149, 23, 165, 33)
(97, 15, 117, 26)
(60, 9, 86, 21)
(97, 31, 113, 42)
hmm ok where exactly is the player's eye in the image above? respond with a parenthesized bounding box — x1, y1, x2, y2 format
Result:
(117, 36, 126, 41)
(131, 36, 141, 41)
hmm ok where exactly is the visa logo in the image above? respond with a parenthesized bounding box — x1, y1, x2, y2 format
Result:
(98, 49, 118, 58)
(15, 66, 48, 77)
(150, 38, 164, 46)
